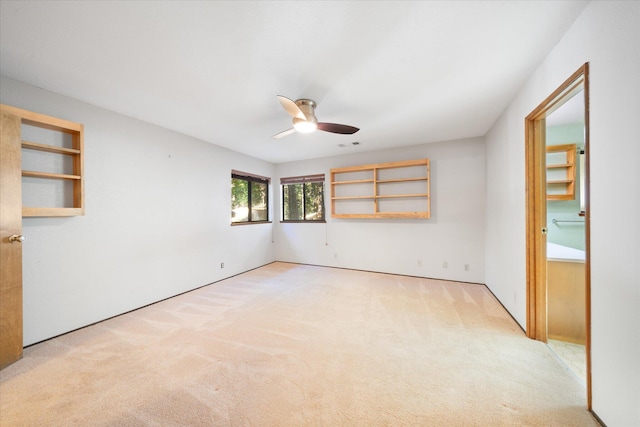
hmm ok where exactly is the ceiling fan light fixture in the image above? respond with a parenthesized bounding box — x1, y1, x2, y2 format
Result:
(293, 117, 318, 133)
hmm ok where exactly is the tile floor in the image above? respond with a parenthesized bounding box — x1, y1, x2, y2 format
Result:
(548, 339, 586, 385)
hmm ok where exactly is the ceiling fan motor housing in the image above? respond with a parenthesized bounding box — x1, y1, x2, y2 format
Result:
(295, 99, 317, 121)
(292, 99, 318, 132)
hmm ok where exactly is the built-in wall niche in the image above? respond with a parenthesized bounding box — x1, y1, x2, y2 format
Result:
(330, 158, 430, 219)
(546, 144, 576, 201)
(21, 124, 76, 211)
(1, 105, 85, 217)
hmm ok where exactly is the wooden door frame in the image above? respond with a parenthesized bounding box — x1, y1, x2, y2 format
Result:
(525, 63, 591, 408)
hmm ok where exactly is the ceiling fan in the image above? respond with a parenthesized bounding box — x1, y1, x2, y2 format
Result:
(272, 95, 359, 139)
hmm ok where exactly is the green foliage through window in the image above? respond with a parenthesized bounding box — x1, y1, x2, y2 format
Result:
(281, 175, 325, 222)
(231, 173, 269, 223)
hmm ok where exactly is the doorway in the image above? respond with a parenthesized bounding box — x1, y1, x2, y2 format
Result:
(525, 63, 591, 408)
(545, 93, 587, 387)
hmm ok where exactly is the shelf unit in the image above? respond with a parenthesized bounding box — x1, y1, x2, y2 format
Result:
(330, 158, 430, 219)
(546, 143, 576, 201)
(1, 104, 85, 217)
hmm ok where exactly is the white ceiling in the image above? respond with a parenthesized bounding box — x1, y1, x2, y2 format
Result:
(0, 1, 588, 164)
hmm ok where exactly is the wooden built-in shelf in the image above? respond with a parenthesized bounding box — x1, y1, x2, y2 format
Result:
(1, 104, 85, 217)
(546, 144, 576, 201)
(330, 158, 430, 219)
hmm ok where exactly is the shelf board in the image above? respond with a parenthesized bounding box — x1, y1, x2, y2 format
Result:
(332, 179, 374, 185)
(332, 211, 430, 219)
(2, 104, 83, 133)
(332, 195, 375, 200)
(547, 194, 574, 201)
(23, 207, 84, 217)
(22, 140, 80, 155)
(547, 179, 573, 185)
(22, 170, 82, 180)
(547, 164, 571, 169)
(376, 177, 428, 184)
(376, 193, 429, 199)
(333, 193, 429, 200)
(331, 158, 429, 173)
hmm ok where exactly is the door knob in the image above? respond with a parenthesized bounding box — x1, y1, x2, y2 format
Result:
(8, 235, 25, 243)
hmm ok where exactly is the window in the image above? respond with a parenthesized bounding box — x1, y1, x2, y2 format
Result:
(281, 174, 325, 222)
(231, 171, 270, 223)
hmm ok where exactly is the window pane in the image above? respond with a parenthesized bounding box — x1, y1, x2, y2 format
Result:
(304, 182, 324, 220)
(251, 181, 268, 221)
(231, 178, 248, 222)
(283, 184, 303, 220)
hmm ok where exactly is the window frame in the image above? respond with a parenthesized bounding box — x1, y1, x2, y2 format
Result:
(231, 171, 270, 225)
(280, 174, 326, 223)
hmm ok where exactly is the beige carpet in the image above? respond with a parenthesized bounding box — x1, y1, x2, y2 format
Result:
(0, 262, 599, 426)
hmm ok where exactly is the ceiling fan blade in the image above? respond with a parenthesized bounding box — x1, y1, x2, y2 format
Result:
(272, 128, 297, 139)
(277, 95, 306, 120)
(317, 123, 360, 135)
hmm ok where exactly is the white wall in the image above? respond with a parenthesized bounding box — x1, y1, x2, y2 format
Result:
(1, 76, 276, 346)
(484, 1, 640, 425)
(274, 137, 486, 284)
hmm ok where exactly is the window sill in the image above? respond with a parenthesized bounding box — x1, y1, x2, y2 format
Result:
(231, 221, 272, 226)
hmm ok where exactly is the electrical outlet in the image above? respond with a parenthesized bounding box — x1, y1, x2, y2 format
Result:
(464, 264, 470, 271)
(417, 259, 423, 267)
(220, 262, 224, 269)
(442, 261, 448, 269)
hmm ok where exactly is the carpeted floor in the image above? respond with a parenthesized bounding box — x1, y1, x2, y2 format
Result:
(0, 262, 599, 426)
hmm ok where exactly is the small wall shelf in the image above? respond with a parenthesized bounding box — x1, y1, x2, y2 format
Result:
(1, 104, 85, 217)
(546, 143, 576, 201)
(330, 158, 430, 219)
